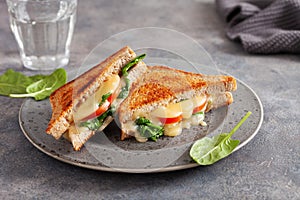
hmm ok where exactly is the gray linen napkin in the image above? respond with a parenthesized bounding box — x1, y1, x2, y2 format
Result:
(216, 0, 300, 54)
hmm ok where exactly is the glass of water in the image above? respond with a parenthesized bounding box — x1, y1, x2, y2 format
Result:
(6, 0, 77, 70)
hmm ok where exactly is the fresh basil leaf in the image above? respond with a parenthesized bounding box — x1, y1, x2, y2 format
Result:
(0, 69, 34, 95)
(9, 68, 67, 100)
(190, 111, 252, 165)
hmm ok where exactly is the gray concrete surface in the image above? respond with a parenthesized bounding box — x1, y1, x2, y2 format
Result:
(0, 0, 299, 199)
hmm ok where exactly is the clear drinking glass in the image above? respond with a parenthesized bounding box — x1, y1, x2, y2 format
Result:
(6, 0, 77, 70)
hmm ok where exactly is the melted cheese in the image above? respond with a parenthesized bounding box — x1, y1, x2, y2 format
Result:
(192, 94, 207, 107)
(150, 94, 207, 137)
(123, 94, 208, 142)
(134, 132, 148, 143)
(180, 99, 194, 119)
(164, 122, 183, 137)
(74, 74, 120, 121)
(168, 113, 206, 136)
(150, 94, 207, 119)
(151, 103, 182, 118)
(112, 76, 129, 107)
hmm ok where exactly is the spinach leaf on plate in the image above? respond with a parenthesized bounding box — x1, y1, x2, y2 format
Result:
(190, 111, 252, 165)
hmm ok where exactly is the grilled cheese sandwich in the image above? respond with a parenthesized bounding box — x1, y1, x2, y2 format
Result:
(117, 65, 236, 141)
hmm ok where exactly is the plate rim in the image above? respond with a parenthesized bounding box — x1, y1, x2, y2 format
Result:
(18, 77, 264, 173)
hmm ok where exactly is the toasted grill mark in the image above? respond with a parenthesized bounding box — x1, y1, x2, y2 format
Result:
(129, 83, 174, 110)
(142, 68, 197, 92)
(225, 76, 237, 91)
(75, 79, 93, 96)
(189, 81, 207, 89)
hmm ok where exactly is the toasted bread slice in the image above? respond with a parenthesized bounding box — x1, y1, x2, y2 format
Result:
(118, 65, 236, 123)
(117, 65, 237, 140)
(46, 46, 136, 140)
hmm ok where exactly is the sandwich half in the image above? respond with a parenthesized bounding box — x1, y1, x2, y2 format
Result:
(117, 65, 237, 142)
(46, 46, 147, 150)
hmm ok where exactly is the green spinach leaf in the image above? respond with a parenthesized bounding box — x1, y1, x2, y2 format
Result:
(9, 68, 67, 100)
(29, 74, 47, 82)
(135, 117, 164, 141)
(0, 69, 34, 95)
(80, 107, 114, 131)
(117, 77, 130, 99)
(190, 111, 252, 165)
(99, 92, 112, 106)
(121, 54, 146, 76)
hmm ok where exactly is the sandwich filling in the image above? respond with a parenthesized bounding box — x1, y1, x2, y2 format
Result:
(72, 54, 146, 133)
(123, 94, 211, 142)
(73, 74, 121, 131)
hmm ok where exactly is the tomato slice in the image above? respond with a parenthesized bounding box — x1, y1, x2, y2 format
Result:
(159, 115, 183, 125)
(192, 100, 207, 114)
(81, 88, 120, 121)
(107, 90, 118, 104)
(81, 100, 110, 121)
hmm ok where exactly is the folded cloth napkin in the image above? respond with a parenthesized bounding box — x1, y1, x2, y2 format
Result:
(216, 0, 300, 54)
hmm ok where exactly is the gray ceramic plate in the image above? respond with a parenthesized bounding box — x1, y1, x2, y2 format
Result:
(19, 78, 263, 173)
(18, 28, 263, 173)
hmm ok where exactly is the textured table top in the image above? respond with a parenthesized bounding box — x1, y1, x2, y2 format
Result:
(0, 0, 299, 199)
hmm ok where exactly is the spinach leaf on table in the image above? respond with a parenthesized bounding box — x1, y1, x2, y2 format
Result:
(0, 69, 35, 95)
(10, 68, 67, 100)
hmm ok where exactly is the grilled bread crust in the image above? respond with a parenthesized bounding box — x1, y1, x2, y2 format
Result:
(118, 65, 237, 125)
(205, 92, 233, 112)
(46, 46, 136, 139)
